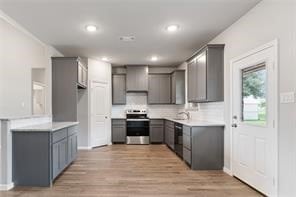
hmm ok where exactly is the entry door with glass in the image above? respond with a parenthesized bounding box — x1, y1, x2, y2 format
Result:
(231, 44, 277, 196)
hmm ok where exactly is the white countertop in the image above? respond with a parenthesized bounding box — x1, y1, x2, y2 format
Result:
(12, 122, 79, 132)
(112, 116, 224, 127)
(164, 117, 225, 127)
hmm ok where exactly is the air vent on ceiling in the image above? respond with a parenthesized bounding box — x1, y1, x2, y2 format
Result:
(119, 36, 136, 42)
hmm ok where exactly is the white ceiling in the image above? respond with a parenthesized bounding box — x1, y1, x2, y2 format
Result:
(0, 0, 261, 66)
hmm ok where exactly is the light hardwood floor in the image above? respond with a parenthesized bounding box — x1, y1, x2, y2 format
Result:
(1, 145, 262, 197)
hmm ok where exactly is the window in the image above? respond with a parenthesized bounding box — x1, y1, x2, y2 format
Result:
(241, 64, 267, 126)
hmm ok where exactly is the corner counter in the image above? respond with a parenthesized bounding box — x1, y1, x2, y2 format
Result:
(11, 122, 79, 187)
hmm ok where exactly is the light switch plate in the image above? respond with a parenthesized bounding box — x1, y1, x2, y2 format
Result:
(280, 92, 295, 103)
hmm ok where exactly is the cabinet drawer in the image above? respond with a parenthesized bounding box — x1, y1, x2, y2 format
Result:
(183, 135, 191, 150)
(183, 147, 191, 165)
(52, 128, 67, 143)
(165, 120, 174, 128)
(68, 126, 78, 136)
(183, 125, 191, 136)
(150, 119, 164, 126)
(112, 119, 126, 125)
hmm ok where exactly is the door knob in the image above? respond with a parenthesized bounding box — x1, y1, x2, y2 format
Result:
(105, 116, 108, 119)
(233, 115, 238, 120)
(231, 123, 237, 128)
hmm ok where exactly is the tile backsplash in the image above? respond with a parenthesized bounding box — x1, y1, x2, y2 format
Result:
(188, 102, 224, 122)
(111, 93, 183, 118)
(111, 93, 224, 122)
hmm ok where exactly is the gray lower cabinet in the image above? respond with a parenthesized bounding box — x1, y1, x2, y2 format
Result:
(112, 74, 126, 104)
(165, 120, 175, 150)
(148, 74, 171, 104)
(112, 119, 126, 143)
(187, 44, 224, 103)
(12, 125, 78, 187)
(126, 65, 148, 92)
(68, 132, 78, 165)
(183, 125, 224, 170)
(150, 119, 164, 143)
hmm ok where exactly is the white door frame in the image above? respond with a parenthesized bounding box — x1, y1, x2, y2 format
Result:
(229, 40, 278, 196)
(88, 79, 112, 148)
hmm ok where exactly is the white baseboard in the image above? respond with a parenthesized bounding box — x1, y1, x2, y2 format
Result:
(223, 167, 233, 176)
(78, 146, 92, 150)
(0, 182, 14, 191)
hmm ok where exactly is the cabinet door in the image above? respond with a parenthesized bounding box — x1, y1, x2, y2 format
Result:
(168, 128, 175, 150)
(112, 75, 126, 104)
(72, 134, 78, 160)
(159, 75, 171, 103)
(68, 135, 73, 163)
(165, 126, 169, 145)
(148, 75, 159, 104)
(148, 74, 171, 104)
(171, 73, 176, 104)
(68, 134, 77, 163)
(78, 64, 83, 86)
(187, 60, 197, 102)
(82, 68, 87, 87)
(150, 126, 164, 143)
(196, 51, 207, 101)
(112, 126, 126, 143)
(52, 143, 59, 179)
(59, 138, 68, 172)
(126, 66, 148, 91)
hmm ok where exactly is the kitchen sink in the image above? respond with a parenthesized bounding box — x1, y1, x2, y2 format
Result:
(173, 118, 187, 120)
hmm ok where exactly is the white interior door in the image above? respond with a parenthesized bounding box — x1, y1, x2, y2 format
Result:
(90, 81, 110, 147)
(231, 43, 277, 196)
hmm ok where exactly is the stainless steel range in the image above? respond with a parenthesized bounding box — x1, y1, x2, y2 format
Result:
(126, 109, 149, 144)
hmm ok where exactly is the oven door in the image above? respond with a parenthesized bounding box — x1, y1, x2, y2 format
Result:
(126, 120, 150, 144)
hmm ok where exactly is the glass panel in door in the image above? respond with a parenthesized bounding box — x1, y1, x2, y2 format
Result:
(241, 64, 267, 126)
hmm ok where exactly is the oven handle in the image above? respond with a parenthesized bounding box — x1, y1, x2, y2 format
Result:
(126, 119, 150, 122)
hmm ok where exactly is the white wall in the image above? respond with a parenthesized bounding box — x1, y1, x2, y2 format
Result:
(207, 1, 296, 196)
(0, 11, 62, 117)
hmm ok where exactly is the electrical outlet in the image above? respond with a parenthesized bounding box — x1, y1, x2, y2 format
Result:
(280, 92, 295, 103)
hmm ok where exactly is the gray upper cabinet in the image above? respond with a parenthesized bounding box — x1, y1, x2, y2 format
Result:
(126, 65, 148, 92)
(52, 57, 80, 122)
(112, 74, 126, 105)
(171, 70, 185, 104)
(187, 44, 224, 103)
(148, 74, 171, 104)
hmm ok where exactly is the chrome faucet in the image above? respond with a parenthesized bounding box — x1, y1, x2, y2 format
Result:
(177, 111, 190, 120)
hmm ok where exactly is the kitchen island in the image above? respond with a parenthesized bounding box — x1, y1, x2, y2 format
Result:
(12, 122, 79, 187)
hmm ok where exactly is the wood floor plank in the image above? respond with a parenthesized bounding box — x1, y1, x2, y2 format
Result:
(0, 145, 263, 197)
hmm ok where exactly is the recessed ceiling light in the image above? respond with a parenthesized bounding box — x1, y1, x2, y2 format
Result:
(85, 25, 97, 32)
(102, 57, 110, 62)
(151, 56, 158, 61)
(166, 24, 179, 32)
